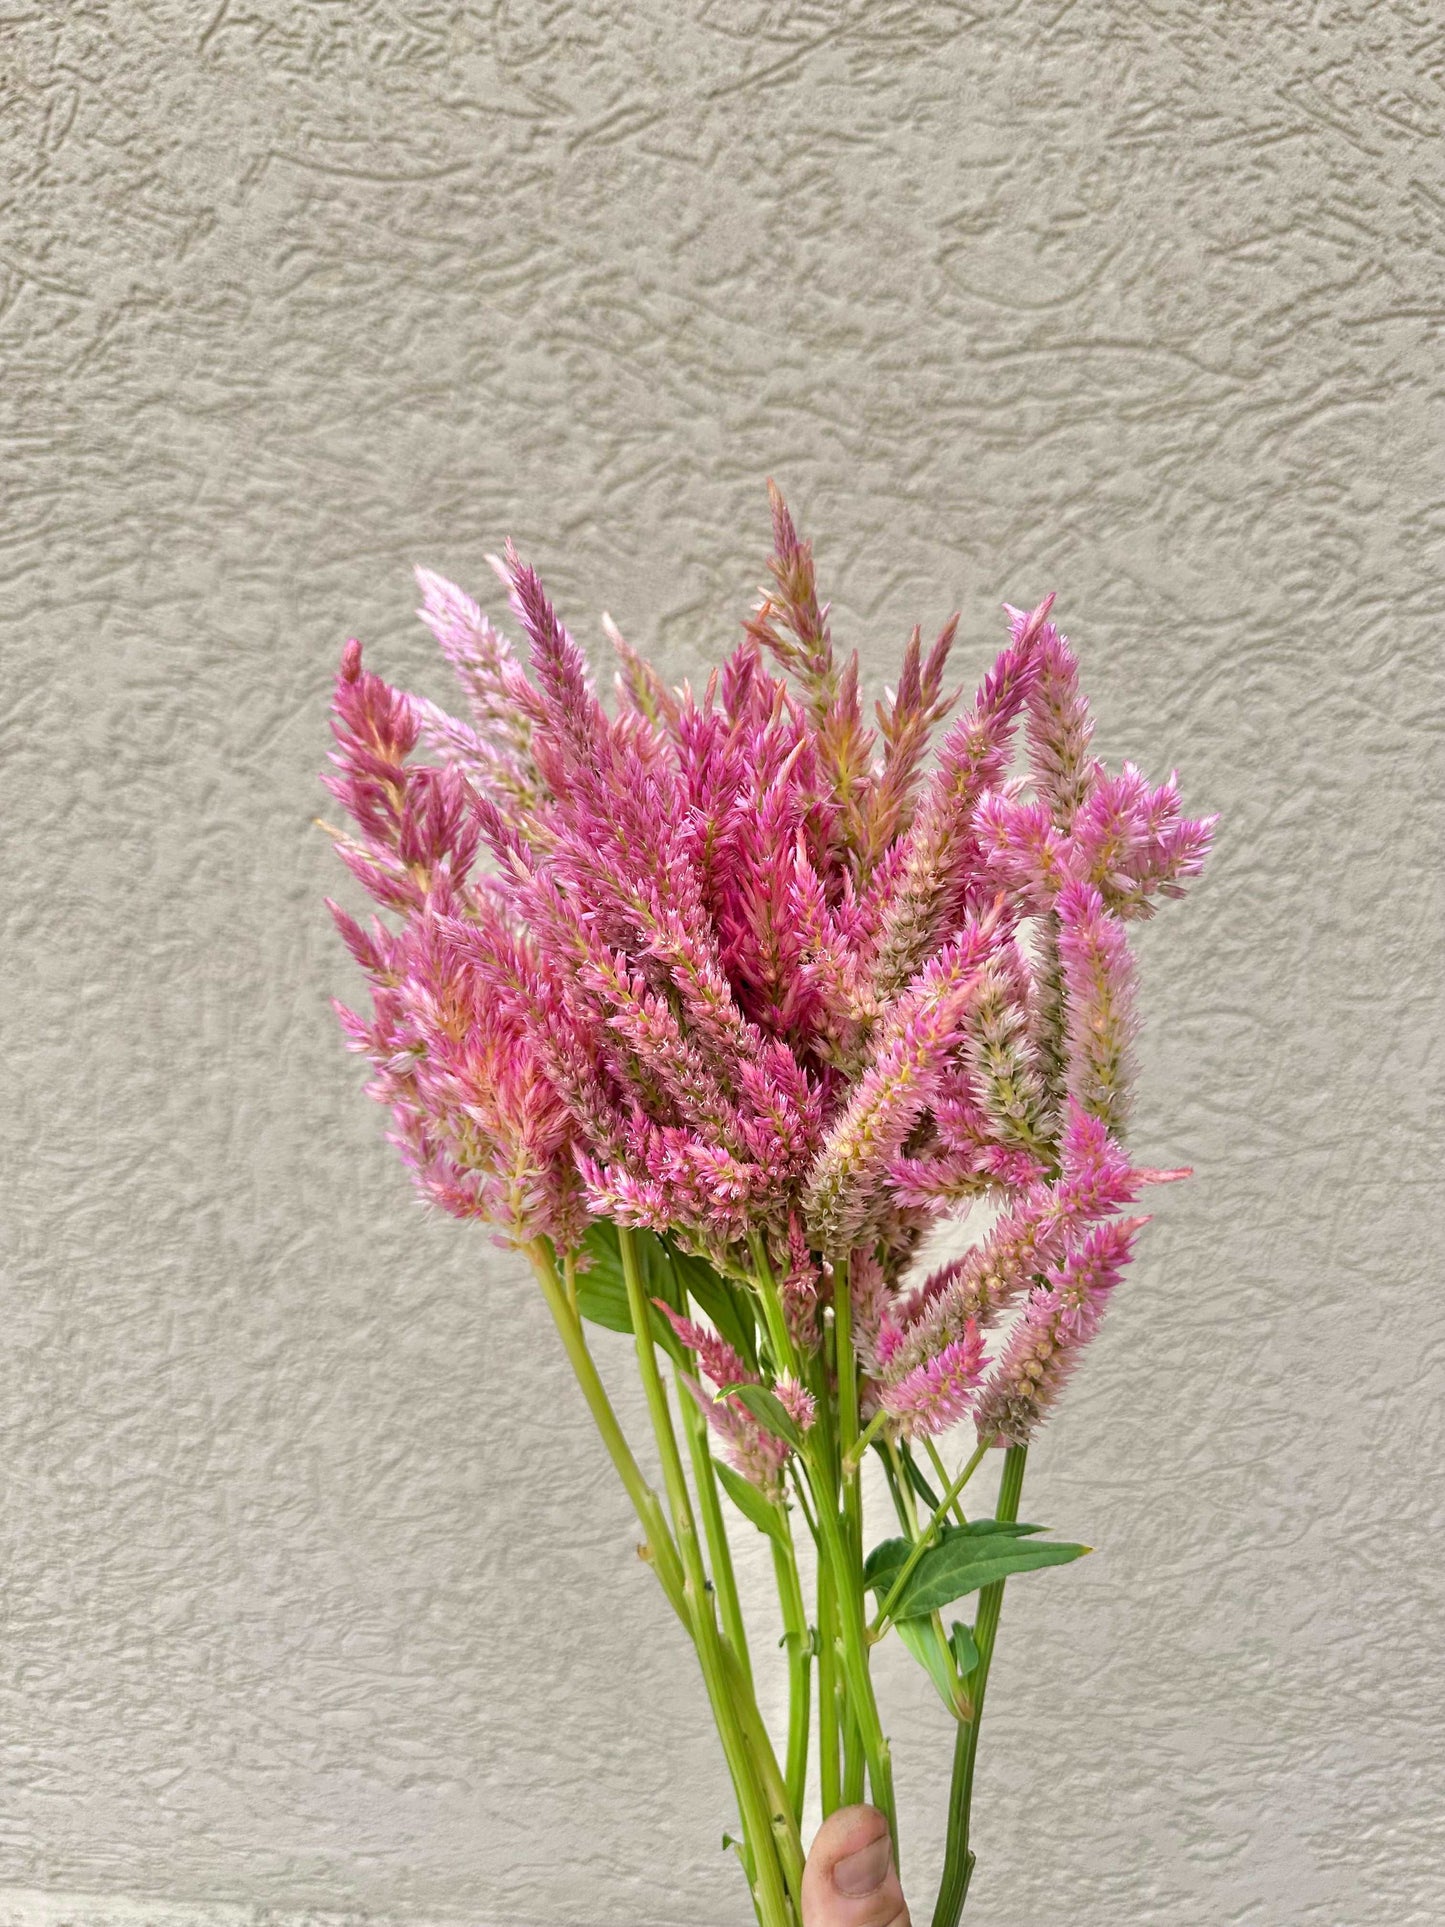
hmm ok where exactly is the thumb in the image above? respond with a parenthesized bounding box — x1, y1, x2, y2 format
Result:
(801, 1804, 910, 1927)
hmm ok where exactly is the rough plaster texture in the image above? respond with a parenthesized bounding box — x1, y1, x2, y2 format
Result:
(2, 3, 1441, 1924)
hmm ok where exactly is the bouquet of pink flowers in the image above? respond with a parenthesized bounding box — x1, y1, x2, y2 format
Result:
(320, 485, 1214, 1927)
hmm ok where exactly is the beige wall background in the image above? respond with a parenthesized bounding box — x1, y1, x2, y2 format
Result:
(3, 5, 1441, 1925)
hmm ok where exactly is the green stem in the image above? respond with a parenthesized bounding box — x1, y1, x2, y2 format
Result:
(616, 1232, 698, 1555)
(815, 1552, 841, 1816)
(790, 1461, 819, 1542)
(618, 1230, 796, 1927)
(720, 1635, 806, 1912)
(770, 1506, 812, 1824)
(841, 1700, 865, 1806)
(886, 1440, 921, 1537)
(845, 1405, 890, 1470)
(805, 1454, 897, 1854)
(676, 1364, 754, 1698)
(665, 1238, 753, 1696)
(872, 1440, 989, 1636)
(708, 1625, 796, 1927)
(930, 1445, 1028, 1927)
(525, 1240, 686, 1619)
(833, 1256, 862, 1558)
(923, 1436, 969, 1525)
(879, 1443, 915, 1537)
(833, 1254, 869, 1799)
(562, 1247, 578, 1317)
(747, 1230, 800, 1378)
(798, 1263, 885, 1830)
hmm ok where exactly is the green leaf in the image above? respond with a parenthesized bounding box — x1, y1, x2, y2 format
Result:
(896, 1613, 963, 1717)
(716, 1381, 804, 1448)
(713, 1458, 788, 1544)
(865, 1520, 1087, 1619)
(949, 1620, 979, 1678)
(574, 1224, 632, 1333)
(632, 1226, 683, 1310)
(583, 1226, 761, 1378)
(891, 1613, 983, 1718)
(574, 1223, 685, 1361)
(956, 1518, 1048, 1538)
(863, 1520, 1041, 1593)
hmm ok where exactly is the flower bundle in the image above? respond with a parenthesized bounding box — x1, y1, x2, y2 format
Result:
(321, 485, 1214, 1927)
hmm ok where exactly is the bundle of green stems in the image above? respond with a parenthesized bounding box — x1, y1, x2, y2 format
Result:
(524, 1227, 1025, 1927)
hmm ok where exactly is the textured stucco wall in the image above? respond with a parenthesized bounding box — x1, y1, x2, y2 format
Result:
(3, 4, 1441, 1925)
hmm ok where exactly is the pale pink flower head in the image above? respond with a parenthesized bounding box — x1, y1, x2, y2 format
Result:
(973, 1214, 1149, 1447)
(775, 1375, 818, 1433)
(879, 1326, 988, 1440)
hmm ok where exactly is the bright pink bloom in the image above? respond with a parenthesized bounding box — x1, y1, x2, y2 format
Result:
(803, 907, 1006, 1253)
(657, 1303, 797, 1496)
(973, 1214, 1149, 1447)
(879, 1099, 1179, 1391)
(879, 1326, 988, 1439)
(776, 1375, 818, 1433)
(1056, 876, 1139, 1137)
(684, 1373, 792, 1498)
(866, 598, 1053, 1000)
(1020, 612, 1096, 834)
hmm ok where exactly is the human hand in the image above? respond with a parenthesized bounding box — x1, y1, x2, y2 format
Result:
(800, 1805, 910, 1927)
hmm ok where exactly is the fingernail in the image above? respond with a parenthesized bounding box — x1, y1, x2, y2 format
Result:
(834, 1833, 892, 1897)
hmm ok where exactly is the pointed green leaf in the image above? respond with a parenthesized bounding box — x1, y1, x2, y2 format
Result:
(865, 1520, 1086, 1619)
(896, 1613, 964, 1717)
(716, 1381, 803, 1449)
(637, 1228, 682, 1310)
(863, 1520, 1043, 1595)
(949, 1620, 979, 1678)
(958, 1518, 1048, 1538)
(574, 1223, 685, 1361)
(713, 1458, 788, 1544)
(575, 1223, 632, 1333)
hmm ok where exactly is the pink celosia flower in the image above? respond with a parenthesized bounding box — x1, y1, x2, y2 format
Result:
(961, 946, 1052, 1157)
(865, 600, 1053, 1001)
(879, 1326, 989, 1439)
(411, 566, 547, 821)
(862, 615, 959, 873)
(847, 1246, 895, 1377)
(1056, 876, 1139, 1137)
(657, 1304, 796, 1496)
(776, 1375, 818, 1433)
(331, 909, 586, 1250)
(878, 1100, 1184, 1390)
(1019, 609, 1096, 835)
(802, 905, 1008, 1254)
(686, 1373, 793, 1498)
(972, 1214, 1149, 1447)
(780, 1215, 823, 1351)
